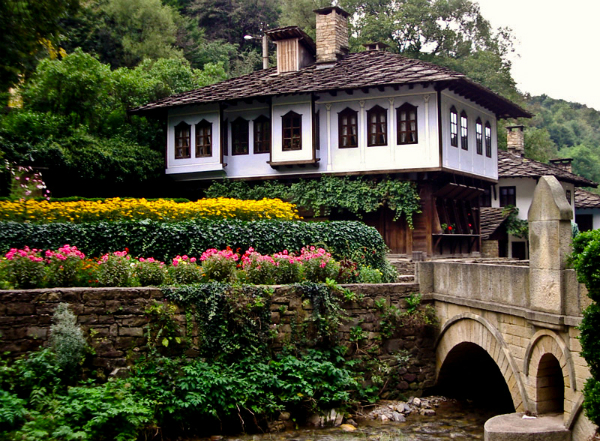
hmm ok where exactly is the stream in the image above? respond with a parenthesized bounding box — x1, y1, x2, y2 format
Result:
(199, 398, 499, 441)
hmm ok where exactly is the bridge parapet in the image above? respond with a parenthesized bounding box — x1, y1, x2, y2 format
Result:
(418, 176, 597, 439)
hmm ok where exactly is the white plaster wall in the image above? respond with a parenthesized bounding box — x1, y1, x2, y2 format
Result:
(167, 104, 223, 175)
(222, 101, 273, 177)
(317, 85, 440, 173)
(493, 177, 575, 258)
(440, 92, 497, 180)
(575, 208, 600, 230)
(271, 95, 314, 163)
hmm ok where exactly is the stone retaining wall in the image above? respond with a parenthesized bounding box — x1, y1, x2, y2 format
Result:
(0, 283, 436, 394)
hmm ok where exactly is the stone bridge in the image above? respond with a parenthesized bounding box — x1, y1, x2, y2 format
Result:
(418, 176, 596, 440)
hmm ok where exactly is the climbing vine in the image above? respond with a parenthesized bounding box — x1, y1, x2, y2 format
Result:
(205, 175, 421, 228)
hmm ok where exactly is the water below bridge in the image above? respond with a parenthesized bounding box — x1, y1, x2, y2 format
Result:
(185, 399, 500, 441)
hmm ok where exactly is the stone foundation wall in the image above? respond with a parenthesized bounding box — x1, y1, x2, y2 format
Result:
(0, 283, 436, 394)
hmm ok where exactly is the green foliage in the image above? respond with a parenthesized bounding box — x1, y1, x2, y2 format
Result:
(162, 283, 274, 360)
(0, 390, 27, 432)
(206, 176, 421, 228)
(134, 259, 168, 286)
(0, 219, 389, 274)
(0, 0, 79, 96)
(502, 205, 529, 239)
(145, 302, 184, 353)
(49, 303, 88, 379)
(96, 254, 132, 287)
(570, 230, 600, 424)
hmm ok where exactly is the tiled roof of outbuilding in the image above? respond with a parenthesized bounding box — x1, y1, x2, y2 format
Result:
(498, 151, 597, 187)
(130, 50, 531, 119)
(480, 207, 509, 239)
(575, 188, 600, 209)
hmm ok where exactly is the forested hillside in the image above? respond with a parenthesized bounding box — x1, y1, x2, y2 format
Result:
(1, 0, 599, 197)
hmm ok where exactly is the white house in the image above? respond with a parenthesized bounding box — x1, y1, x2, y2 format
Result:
(481, 126, 596, 259)
(131, 6, 530, 256)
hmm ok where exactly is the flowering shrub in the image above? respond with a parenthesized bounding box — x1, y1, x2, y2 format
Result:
(297, 247, 340, 283)
(96, 251, 132, 287)
(0, 246, 388, 289)
(168, 255, 203, 285)
(200, 248, 238, 282)
(0, 197, 300, 223)
(45, 245, 86, 287)
(272, 250, 303, 284)
(3, 246, 45, 288)
(5, 162, 51, 200)
(240, 248, 277, 285)
(134, 257, 167, 286)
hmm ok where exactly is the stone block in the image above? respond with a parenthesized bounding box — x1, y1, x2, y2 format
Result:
(118, 327, 144, 337)
(6, 303, 35, 315)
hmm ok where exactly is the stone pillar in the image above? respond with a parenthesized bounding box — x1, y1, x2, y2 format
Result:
(528, 176, 573, 315)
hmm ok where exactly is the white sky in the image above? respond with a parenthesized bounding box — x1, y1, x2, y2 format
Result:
(474, 0, 600, 110)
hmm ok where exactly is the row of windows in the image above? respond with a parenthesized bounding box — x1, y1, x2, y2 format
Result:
(449, 106, 493, 157)
(174, 103, 420, 159)
(174, 112, 303, 159)
(484, 186, 572, 209)
(174, 104, 493, 159)
(339, 103, 418, 148)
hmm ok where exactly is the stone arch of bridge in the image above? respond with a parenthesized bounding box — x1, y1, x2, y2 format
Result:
(435, 312, 529, 412)
(523, 330, 576, 416)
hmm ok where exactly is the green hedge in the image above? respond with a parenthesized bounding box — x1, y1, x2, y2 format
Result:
(0, 219, 388, 269)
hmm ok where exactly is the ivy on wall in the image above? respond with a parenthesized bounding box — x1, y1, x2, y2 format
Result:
(205, 175, 422, 228)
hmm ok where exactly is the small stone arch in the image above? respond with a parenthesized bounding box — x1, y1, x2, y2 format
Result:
(435, 313, 529, 412)
(523, 330, 576, 416)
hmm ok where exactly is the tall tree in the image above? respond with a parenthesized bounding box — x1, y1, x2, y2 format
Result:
(0, 0, 79, 101)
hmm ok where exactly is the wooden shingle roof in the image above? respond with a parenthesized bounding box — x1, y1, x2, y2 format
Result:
(130, 50, 531, 119)
(480, 207, 509, 239)
(498, 151, 597, 187)
(575, 188, 600, 209)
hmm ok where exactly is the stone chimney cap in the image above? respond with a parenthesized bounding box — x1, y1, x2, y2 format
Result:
(364, 42, 390, 51)
(313, 6, 350, 18)
(506, 125, 524, 131)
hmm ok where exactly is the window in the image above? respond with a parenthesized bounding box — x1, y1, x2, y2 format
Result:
(253, 115, 271, 154)
(460, 111, 468, 150)
(499, 186, 516, 207)
(338, 107, 358, 148)
(174, 122, 191, 159)
(450, 106, 458, 147)
(480, 187, 492, 207)
(367, 105, 387, 146)
(231, 117, 249, 155)
(282, 111, 302, 151)
(397, 103, 418, 145)
(476, 118, 483, 155)
(222, 118, 228, 156)
(195, 120, 212, 157)
(566, 190, 572, 205)
(485, 121, 492, 158)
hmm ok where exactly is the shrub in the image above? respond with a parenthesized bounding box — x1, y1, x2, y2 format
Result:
(200, 248, 238, 282)
(240, 248, 278, 285)
(49, 303, 88, 379)
(0, 197, 300, 223)
(3, 246, 46, 288)
(298, 247, 340, 283)
(168, 255, 204, 285)
(96, 250, 132, 287)
(133, 257, 167, 286)
(0, 219, 388, 274)
(356, 266, 383, 283)
(45, 244, 86, 287)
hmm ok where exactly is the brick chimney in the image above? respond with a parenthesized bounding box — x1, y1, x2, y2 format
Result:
(549, 158, 573, 173)
(506, 125, 525, 157)
(314, 6, 349, 64)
